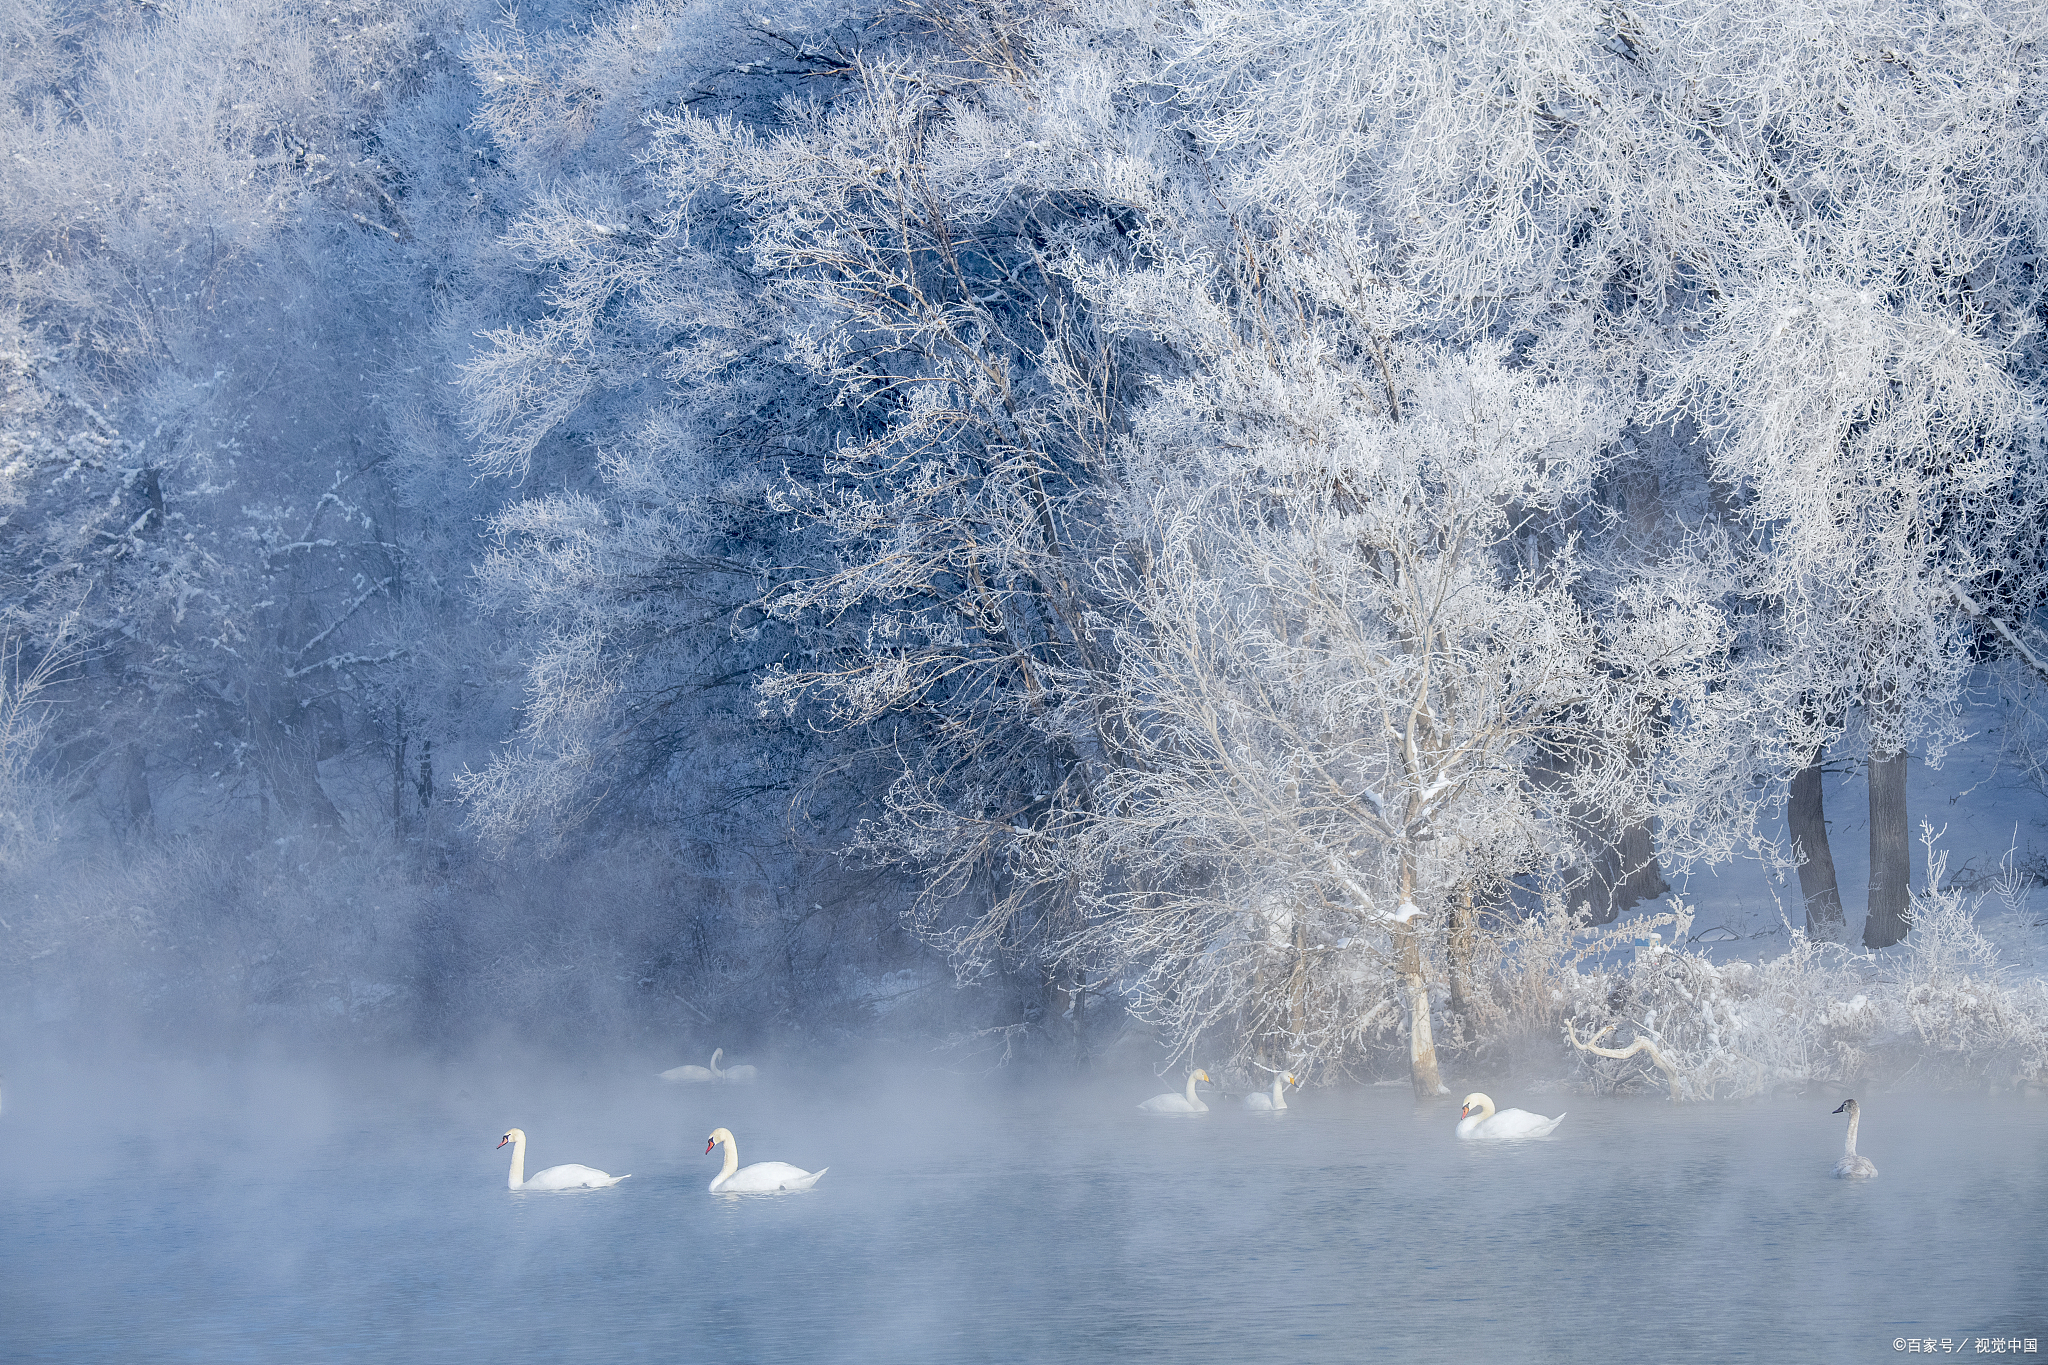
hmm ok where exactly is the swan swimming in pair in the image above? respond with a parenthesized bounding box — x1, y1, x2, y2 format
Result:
(1139, 1070, 1212, 1113)
(1832, 1099, 1878, 1178)
(704, 1127, 826, 1192)
(1243, 1073, 1298, 1111)
(1455, 1093, 1566, 1140)
(659, 1049, 758, 1083)
(498, 1128, 629, 1191)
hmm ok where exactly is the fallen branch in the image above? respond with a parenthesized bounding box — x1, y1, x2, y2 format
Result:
(1566, 1019, 1685, 1100)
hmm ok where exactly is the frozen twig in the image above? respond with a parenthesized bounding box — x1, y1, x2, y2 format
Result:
(1951, 583, 2048, 683)
(1566, 1019, 1685, 1100)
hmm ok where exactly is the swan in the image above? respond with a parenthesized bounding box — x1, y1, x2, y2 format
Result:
(497, 1128, 629, 1191)
(704, 1127, 826, 1192)
(1832, 1099, 1878, 1179)
(1138, 1069, 1212, 1114)
(1243, 1072, 1297, 1111)
(1455, 1092, 1566, 1140)
(659, 1048, 724, 1083)
(659, 1049, 759, 1083)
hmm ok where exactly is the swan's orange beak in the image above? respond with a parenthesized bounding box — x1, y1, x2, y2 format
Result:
(1459, 1105, 1470, 1118)
(704, 1137, 716, 1154)
(497, 1136, 511, 1149)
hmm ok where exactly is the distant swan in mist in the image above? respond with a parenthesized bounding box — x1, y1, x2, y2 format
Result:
(498, 1128, 629, 1191)
(1243, 1073, 1297, 1112)
(659, 1049, 758, 1083)
(1139, 1070, 1212, 1114)
(1832, 1099, 1878, 1179)
(1456, 1093, 1566, 1140)
(660, 1049, 723, 1082)
(704, 1127, 826, 1192)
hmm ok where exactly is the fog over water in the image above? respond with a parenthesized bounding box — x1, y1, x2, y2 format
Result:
(3, 1048, 2042, 1364)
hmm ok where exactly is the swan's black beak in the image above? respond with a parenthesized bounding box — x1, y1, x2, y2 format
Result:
(1833, 1100, 1851, 1114)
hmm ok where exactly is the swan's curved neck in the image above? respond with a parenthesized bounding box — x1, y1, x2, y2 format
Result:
(1843, 1107, 1861, 1156)
(718, 1135, 739, 1185)
(710, 1048, 724, 1077)
(1269, 1075, 1288, 1109)
(506, 1133, 526, 1190)
(1184, 1073, 1201, 1105)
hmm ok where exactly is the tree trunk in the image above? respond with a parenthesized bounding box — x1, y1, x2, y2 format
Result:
(1610, 817, 1671, 911)
(1042, 963, 1074, 1059)
(1600, 742, 1669, 917)
(1863, 748, 1911, 948)
(246, 693, 344, 834)
(415, 737, 435, 810)
(392, 699, 408, 836)
(118, 742, 153, 834)
(1787, 756, 1847, 942)
(139, 466, 165, 531)
(1398, 863, 1445, 1097)
(1447, 885, 1477, 1028)
(1070, 970, 1087, 1071)
(1288, 920, 1308, 1051)
(1556, 745, 1667, 924)
(1582, 815, 1670, 923)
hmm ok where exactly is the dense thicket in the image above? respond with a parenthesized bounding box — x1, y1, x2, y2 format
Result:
(4, 0, 2047, 1092)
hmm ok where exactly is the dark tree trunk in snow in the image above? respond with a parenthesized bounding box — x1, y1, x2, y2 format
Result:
(392, 700, 408, 835)
(1573, 817, 1669, 925)
(1788, 757, 1847, 943)
(1608, 817, 1670, 916)
(1288, 920, 1308, 1049)
(415, 738, 435, 810)
(1447, 885, 1478, 1028)
(1555, 740, 1666, 924)
(118, 743, 152, 833)
(1042, 962, 1085, 1066)
(247, 695, 344, 833)
(1863, 749, 1911, 948)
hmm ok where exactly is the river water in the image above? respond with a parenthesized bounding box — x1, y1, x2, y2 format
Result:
(2, 1053, 2043, 1363)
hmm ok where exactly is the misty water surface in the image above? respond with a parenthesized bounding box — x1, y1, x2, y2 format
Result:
(2, 1053, 2043, 1363)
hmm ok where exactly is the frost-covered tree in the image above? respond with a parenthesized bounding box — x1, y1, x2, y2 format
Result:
(0, 0, 445, 835)
(452, 0, 1696, 1067)
(1052, 258, 1636, 1088)
(454, 0, 1206, 1039)
(1645, 3, 2048, 947)
(447, 0, 991, 1038)
(1182, 0, 2048, 949)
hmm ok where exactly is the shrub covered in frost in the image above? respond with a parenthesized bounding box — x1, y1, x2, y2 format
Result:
(1489, 845, 2048, 1099)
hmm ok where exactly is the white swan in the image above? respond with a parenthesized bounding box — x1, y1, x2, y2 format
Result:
(1243, 1072, 1297, 1111)
(1455, 1092, 1566, 1140)
(497, 1128, 629, 1191)
(659, 1049, 759, 1083)
(705, 1126, 826, 1192)
(659, 1048, 724, 1083)
(1832, 1099, 1878, 1179)
(1138, 1069, 1212, 1114)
